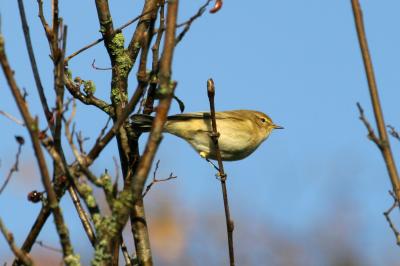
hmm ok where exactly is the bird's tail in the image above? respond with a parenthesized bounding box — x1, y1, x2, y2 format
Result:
(130, 114, 154, 132)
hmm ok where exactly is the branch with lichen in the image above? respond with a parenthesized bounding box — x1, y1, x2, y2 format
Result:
(92, 1, 179, 265)
(64, 72, 114, 115)
(5, 0, 222, 264)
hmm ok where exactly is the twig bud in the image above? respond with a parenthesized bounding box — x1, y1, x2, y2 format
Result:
(207, 78, 215, 98)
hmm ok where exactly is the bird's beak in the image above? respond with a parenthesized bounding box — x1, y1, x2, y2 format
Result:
(273, 124, 284, 129)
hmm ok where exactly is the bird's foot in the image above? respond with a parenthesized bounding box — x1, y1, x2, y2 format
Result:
(208, 131, 220, 138)
(215, 172, 227, 181)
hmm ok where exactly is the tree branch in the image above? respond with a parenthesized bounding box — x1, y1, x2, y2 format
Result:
(383, 191, 400, 246)
(206, 78, 235, 266)
(0, 35, 79, 265)
(17, 0, 52, 124)
(351, 0, 400, 201)
(0, 218, 34, 266)
(175, 0, 212, 45)
(91, 1, 179, 265)
(142, 160, 177, 197)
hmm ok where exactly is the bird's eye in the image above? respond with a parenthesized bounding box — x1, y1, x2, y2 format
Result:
(260, 117, 267, 123)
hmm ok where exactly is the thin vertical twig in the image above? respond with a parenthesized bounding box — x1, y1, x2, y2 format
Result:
(383, 191, 400, 245)
(17, 0, 52, 123)
(206, 78, 235, 266)
(351, 0, 400, 200)
(129, 1, 179, 265)
(0, 136, 24, 194)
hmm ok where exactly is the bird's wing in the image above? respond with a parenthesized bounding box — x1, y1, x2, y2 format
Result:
(167, 112, 208, 120)
(167, 111, 245, 121)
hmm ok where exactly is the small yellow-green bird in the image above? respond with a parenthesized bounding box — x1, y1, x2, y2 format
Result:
(131, 110, 282, 161)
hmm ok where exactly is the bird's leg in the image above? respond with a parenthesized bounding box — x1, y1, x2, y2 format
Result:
(200, 153, 225, 180)
(206, 157, 220, 172)
(200, 151, 220, 171)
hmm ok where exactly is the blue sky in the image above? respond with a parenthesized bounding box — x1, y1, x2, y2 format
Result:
(1, 1, 400, 265)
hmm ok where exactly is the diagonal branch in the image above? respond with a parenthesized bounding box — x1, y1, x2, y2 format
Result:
(0, 218, 34, 266)
(356, 103, 381, 148)
(65, 5, 160, 62)
(175, 0, 212, 45)
(17, 0, 52, 124)
(351, 0, 400, 200)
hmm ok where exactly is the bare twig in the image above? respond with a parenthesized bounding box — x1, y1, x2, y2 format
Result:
(207, 78, 235, 266)
(0, 136, 24, 194)
(64, 100, 84, 164)
(356, 103, 381, 147)
(0, 218, 34, 266)
(35, 240, 62, 253)
(63, 104, 97, 246)
(142, 160, 177, 197)
(68, 181, 99, 246)
(351, 0, 400, 200)
(91, 59, 112, 71)
(175, 0, 212, 45)
(36, 0, 52, 51)
(93, 117, 112, 149)
(65, 5, 161, 62)
(76, 131, 89, 154)
(0, 110, 24, 126)
(143, 0, 166, 115)
(383, 191, 400, 246)
(18, 0, 52, 124)
(387, 125, 400, 141)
